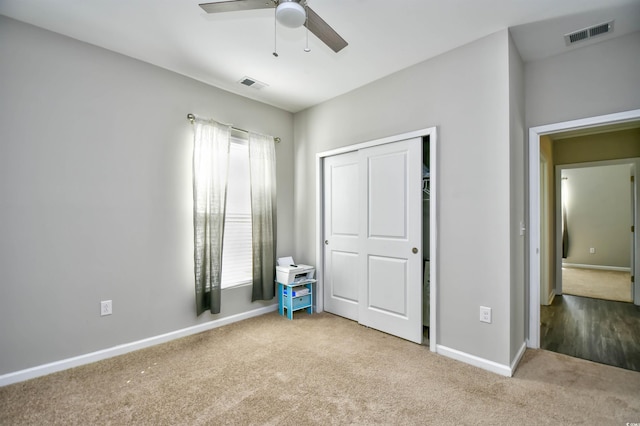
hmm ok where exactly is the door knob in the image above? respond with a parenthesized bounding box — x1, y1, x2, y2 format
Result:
(412, 247, 418, 254)
(325, 240, 329, 245)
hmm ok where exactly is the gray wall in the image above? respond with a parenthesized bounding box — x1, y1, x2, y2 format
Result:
(294, 30, 524, 367)
(525, 31, 640, 129)
(562, 164, 632, 268)
(0, 16, 294, 375)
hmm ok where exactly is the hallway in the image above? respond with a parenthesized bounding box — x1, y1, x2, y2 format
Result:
(541, 294, 640, 371)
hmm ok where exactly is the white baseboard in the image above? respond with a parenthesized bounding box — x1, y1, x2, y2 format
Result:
(436, 344, 524, 377)
(547, 289, 556, 305)
(0, 304, 278, 387)
(562, 263, 630, 272)
(510, 342, 527, 375)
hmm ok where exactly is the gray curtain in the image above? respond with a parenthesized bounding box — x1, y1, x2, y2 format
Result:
(248, 132, 277, 302)
(193, 120, 231, 315)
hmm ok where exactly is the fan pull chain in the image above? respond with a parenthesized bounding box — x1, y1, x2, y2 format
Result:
(273, 7, 279, 57)
(304, 15, 311, 52)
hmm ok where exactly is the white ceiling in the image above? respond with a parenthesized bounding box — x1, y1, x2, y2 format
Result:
(1, 0, 639, 113)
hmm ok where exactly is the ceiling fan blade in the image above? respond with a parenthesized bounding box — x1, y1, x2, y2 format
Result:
(199, 0, 275, 14)
(304, 6, 348, 53)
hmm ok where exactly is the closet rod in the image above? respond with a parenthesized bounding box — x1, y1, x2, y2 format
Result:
(187, 113, 281, 143)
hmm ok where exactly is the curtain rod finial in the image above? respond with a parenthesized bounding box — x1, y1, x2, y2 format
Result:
(274, 137, 281, 143)
(187, 113, 195, 124)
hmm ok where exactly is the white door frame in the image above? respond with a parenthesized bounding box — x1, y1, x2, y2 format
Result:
(316, 127, 438, 352)
(539, 155, 551, 306)
(528, 109, 640, 348)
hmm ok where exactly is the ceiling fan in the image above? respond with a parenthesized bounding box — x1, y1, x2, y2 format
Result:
(198, 0, 348, 53)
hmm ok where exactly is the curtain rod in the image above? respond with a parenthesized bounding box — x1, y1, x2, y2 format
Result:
(187, 114, 281, 143)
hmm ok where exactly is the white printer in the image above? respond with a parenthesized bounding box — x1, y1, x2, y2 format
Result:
(275, 257, 315, 285)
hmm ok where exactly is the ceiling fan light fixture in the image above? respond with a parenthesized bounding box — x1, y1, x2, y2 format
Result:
(276, 1, 306, 28)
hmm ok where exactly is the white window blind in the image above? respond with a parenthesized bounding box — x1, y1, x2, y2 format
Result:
(221, 138, 252, 288)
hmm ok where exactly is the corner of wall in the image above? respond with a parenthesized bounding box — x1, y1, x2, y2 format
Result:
(508, 28, 527, 362)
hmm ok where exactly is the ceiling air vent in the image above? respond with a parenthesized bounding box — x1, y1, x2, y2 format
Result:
(238, 76, 268, 90)
(564, 20, 614, 46)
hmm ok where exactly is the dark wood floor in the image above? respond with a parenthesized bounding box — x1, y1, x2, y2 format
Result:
(541, 294, 640, 372)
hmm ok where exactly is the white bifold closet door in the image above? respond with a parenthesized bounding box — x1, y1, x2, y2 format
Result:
(323, 138, 422, 343)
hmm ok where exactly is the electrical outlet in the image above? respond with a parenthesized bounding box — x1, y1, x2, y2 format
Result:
(590, 247, 596, 254)
(480, 306, 492, 323)
(101, 300, 112, 316)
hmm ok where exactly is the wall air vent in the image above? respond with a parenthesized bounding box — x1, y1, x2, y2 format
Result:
(238, 76, 268, 90)
(564, 20, 614, 46)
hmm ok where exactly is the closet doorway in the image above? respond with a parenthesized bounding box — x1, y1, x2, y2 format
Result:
(315, 128, 437, 350)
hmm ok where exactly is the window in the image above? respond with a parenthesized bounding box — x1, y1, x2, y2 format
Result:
(221, 138, 252, 288)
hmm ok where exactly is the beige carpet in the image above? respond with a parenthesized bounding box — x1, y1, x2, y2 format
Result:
(2, 312, 640, 425)
(562, 267, 632, 302)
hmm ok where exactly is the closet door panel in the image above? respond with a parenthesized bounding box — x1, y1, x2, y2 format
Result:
(331, 251, 359, 302)
(358, 138, 422, 344)
(368, 255, 408, 316)
(323, 152, 360, 320)
(368, 153, 408, 239)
